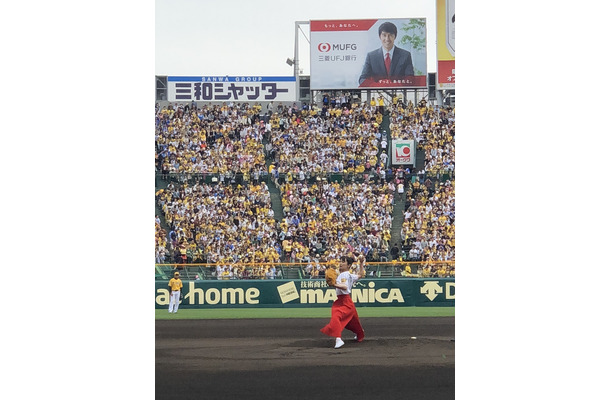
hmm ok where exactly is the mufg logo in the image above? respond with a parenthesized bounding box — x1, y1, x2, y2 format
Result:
(317, 43, 357, 52)
(420, 281, 455, 301)
(318, 43, 331, 52)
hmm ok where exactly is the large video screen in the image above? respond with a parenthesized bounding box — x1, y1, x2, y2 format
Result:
(310, 18, 427, 90)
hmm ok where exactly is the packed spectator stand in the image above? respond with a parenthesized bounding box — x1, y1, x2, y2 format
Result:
(155, 94, 455, 280)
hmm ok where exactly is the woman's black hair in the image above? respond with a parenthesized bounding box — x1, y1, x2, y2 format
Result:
(341, 255, 355, 265)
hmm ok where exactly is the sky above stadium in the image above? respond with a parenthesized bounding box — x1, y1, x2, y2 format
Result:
(155, 0, 437, 76)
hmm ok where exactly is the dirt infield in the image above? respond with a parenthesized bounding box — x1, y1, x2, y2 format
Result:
(156, 317, 454, 400)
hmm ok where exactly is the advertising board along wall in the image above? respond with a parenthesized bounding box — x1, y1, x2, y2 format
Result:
(155, 278, 455, 309)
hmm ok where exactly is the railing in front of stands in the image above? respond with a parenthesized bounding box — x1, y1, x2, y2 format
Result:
(155, 260, 455, 280)
(155, 171, 454, 186)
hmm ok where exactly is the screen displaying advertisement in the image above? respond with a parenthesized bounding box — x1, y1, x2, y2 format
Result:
(436, 0, 455, 89)
(391, 139, 416, 166)
(167, 76, 296, 102)
(310, 18, 427, 90)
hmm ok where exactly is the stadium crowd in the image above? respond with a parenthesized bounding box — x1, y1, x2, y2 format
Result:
(155, 180, 281, 267)
(387, 99, 455, 177)
(401, 178, 455, 264)
(278, 181, 394, 264)
(155, 95, 455, 278)
(267, 101, 383, 176)
(155, 102, 268, 181)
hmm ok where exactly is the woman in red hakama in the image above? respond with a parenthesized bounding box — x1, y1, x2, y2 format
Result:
(320, 254, 366, 348)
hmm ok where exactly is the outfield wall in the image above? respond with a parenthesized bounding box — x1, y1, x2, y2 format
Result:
(155, 278, 455, 309)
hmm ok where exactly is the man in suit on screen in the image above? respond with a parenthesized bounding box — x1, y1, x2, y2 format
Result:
(359, 21, 414, 85)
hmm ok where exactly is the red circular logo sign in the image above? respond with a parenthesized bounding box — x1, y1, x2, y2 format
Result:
(318, 43, 331, 52)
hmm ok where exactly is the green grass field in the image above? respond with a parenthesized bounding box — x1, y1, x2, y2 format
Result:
(155, 307, 455, 320)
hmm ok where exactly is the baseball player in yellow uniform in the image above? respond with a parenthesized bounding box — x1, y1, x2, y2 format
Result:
(168, 271, 183, 313)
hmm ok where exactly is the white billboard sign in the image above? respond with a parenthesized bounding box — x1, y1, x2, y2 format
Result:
(310, 18, 427, 90)
(167, 76, 296, 102)
(391, 140, 416, 165)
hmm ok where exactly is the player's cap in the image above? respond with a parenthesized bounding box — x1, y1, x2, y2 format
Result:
(174, 272, 180, 276)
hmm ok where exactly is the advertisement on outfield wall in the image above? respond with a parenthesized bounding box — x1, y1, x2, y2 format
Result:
(155, 278, 455, 309)
(391, 140, 416, 166)
(310, 18, 427, 90)
(437, 0, 455, 89)
(167, 76, 296, 102)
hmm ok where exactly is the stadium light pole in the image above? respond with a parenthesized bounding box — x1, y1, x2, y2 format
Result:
(292, 21, 310, 104)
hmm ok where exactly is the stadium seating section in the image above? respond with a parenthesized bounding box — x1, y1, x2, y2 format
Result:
(155, 96, 454, 279)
